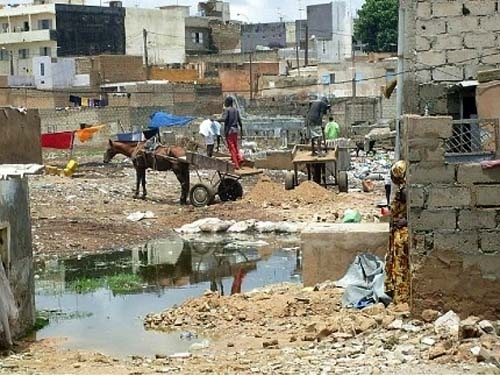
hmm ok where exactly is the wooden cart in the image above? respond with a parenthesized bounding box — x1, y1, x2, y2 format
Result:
(184, 152, 262, 207)
(284, 144, 348, 193)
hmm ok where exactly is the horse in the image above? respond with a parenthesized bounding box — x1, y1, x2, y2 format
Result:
(103, 139, 190, 204)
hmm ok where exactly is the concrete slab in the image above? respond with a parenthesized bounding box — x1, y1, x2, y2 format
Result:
(301, 222, 389, 286)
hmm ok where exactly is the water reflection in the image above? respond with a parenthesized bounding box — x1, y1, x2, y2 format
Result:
(34, 233, 301, 358)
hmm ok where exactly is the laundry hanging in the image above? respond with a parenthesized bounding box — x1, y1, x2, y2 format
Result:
(40, 131, 75, 149)
(74, 124, 106, 143)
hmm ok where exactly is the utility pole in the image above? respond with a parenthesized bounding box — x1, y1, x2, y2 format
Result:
(249, 52, 253, 101)
(143, 28, 149, 80)
(304, 23, 308, 66)
(395, 3, 405, 160)
(351, 42, 356, 98)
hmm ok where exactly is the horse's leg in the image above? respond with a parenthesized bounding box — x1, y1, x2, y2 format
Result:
(133, 163, 140, 199)
(173, 164, 190, 205)
(141, 169, 147, 199)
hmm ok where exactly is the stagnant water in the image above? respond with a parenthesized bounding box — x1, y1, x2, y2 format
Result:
(34, 232, 302, 359)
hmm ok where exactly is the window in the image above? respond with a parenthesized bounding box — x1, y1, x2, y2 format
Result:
(40, 62, 45, 76)
(18, 48, 29, 59)
(191, 32, 203, 44)
(329, 73, 335, 84)
(23, 21, 29, 31)
(0, 49, 9, 61)
(38, 19, 52, 30)
(1, 23, 8, 33)
(40, 46, 51, 56)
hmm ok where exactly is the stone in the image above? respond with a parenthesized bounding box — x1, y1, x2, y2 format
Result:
(388, 319, 403, 330)
(478, 319, 495, 334)
(434, 310, 460, 338)
(361, 302, 386, 316)
(421, 337, 436, 346)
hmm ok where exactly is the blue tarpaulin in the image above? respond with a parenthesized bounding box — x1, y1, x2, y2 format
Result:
(148, 111, 194, 129)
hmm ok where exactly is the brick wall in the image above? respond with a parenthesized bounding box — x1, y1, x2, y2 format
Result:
(404, 115, 500, 319)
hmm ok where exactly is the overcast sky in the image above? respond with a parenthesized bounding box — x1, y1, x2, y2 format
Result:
(78, 0, 366, 23)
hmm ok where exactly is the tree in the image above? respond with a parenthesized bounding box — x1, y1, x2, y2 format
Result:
(353, 0, 398, 52)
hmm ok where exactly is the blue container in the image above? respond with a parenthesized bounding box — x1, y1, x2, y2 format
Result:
(116, 131, 142, 142)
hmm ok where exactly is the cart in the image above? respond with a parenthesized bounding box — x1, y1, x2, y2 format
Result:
(284, 144, 349, 193)
(185, 151, 262, 207)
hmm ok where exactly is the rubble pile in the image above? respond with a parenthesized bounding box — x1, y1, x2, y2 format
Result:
(141, 282, 500, 374)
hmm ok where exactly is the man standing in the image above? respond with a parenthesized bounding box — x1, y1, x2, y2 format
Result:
(324, 116, 340, 140)
(199, 118, 221, 157)
(221, 96, 243, 169)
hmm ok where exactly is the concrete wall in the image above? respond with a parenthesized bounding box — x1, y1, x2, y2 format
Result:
(33, 56, 76, 90)
(301, 223, 389, 286)
(0, 177, 36, 342)
(405, 0, 500, 115)
(0, 108, 42, 164)
(209, 20, 241, 52)
(125, 7, 185, 65)
(404, 115, 500, 319)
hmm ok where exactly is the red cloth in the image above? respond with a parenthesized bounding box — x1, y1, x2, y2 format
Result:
(41, 132, 74, 149)
(226, 132, 242, 169)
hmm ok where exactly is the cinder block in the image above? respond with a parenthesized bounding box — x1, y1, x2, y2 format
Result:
(433, 35, 463, 50)
(410, 231, 434, 254)
(464, 32, 496, 49)
(417, 50, 447, 67)
(480, 14, 500, 31)
(301, 223, 389, 286)
(432, 66, 464, 81)
(466, 1, 497, 15)
(407, 137, 446, 161)
(427, 186, 471, 208)
(433, 230, 479, 254)
(447, 16, 479, 33)
(447, 49, 478, 64)
(473, 185, 500, 206)
(416, 36, 432, 51)
(458, 209, 498, 230)
(481, 51, 500, 65)
(409, 162, 456, 185)
(480, 230, 500, 253)
(457, 163, 500, 184)
(432, 2, 462, 17)
(405, 115, 453, 139)
(416, 19, 446, 36)
(417, 1, 431, 18)
(409, 186, 426, 208)
(411, 208, 457, 231)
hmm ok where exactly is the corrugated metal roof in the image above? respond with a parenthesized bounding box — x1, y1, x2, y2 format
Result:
(0, 164, 44, 180)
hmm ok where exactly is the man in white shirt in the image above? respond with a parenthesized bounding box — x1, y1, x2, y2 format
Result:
(199, 118, 221, 157)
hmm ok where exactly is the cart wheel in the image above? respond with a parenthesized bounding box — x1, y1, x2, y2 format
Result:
(218, 178, 243, 201)
(190, 183, 216, 207)
(284, 171, 295, 190)
(337, 170, 348, 193)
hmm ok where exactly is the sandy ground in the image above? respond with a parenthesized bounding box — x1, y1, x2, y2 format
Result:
(1, 150, 498, 374)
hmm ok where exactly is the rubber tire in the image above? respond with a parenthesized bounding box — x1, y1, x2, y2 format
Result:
(284, 171, 295, 190)
(337, 170, 348, 193)
(189, 183, 216, 207)
(218, 178, 243, 201)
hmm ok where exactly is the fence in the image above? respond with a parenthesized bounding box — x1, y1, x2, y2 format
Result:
(445, 118, 500, 160)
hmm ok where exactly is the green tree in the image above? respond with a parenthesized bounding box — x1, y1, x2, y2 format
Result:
(353, 0, 398, 52)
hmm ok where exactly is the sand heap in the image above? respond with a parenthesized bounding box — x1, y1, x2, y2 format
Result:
(244, 175, 335, 206)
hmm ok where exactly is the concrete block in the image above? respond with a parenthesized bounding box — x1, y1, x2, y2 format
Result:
(457, 163, 500, 184)
(447, 49, 478, 64)
(416, 69, 433, 84)
(480, 230, 500, 253)
(427, 186, 471, 208)
(433, 230, 479, 254)
(481, 50, 500, 65)
(433, 35, 463, 50)
(463, 254, 500, 280)
(416, 19, 446, 36)
(466, 1, 497, 15)
(301, 223, 389, 286)
(405, 115, 453, 139)
(407, 137, 446, 161)
(458, 209, 498, 230)
(411, 208, 457, 231)
(432, 66, 464, 82)
(477, 68, 500, 83)
(409, 162, 456, 185)
(480, 14, 500, 31)
(417, 50, 447, 67)
(409, 186, 426, 208)
(417, 1, 432, 18)
(416, 36, 432, 51)
(473, 185, 500, 207)
(447, 16, 479, 33)
(432, 2, 463, 17)
(464, 32, 496, 49)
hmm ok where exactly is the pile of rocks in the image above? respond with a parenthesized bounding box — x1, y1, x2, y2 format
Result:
(142, 282, 500, 374)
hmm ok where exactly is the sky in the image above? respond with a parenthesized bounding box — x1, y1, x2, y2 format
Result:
(72, 0, 366, 23)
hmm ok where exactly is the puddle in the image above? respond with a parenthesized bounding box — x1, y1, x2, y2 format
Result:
(34, 232, 302, 358)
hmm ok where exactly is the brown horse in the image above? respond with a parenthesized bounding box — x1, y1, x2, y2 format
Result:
(103, 139, 190, 204)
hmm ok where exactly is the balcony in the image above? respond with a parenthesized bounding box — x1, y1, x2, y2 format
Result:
(0, 29, 55, 45)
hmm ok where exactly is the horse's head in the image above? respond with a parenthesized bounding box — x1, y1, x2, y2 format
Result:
(103, 139, 117, 163)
